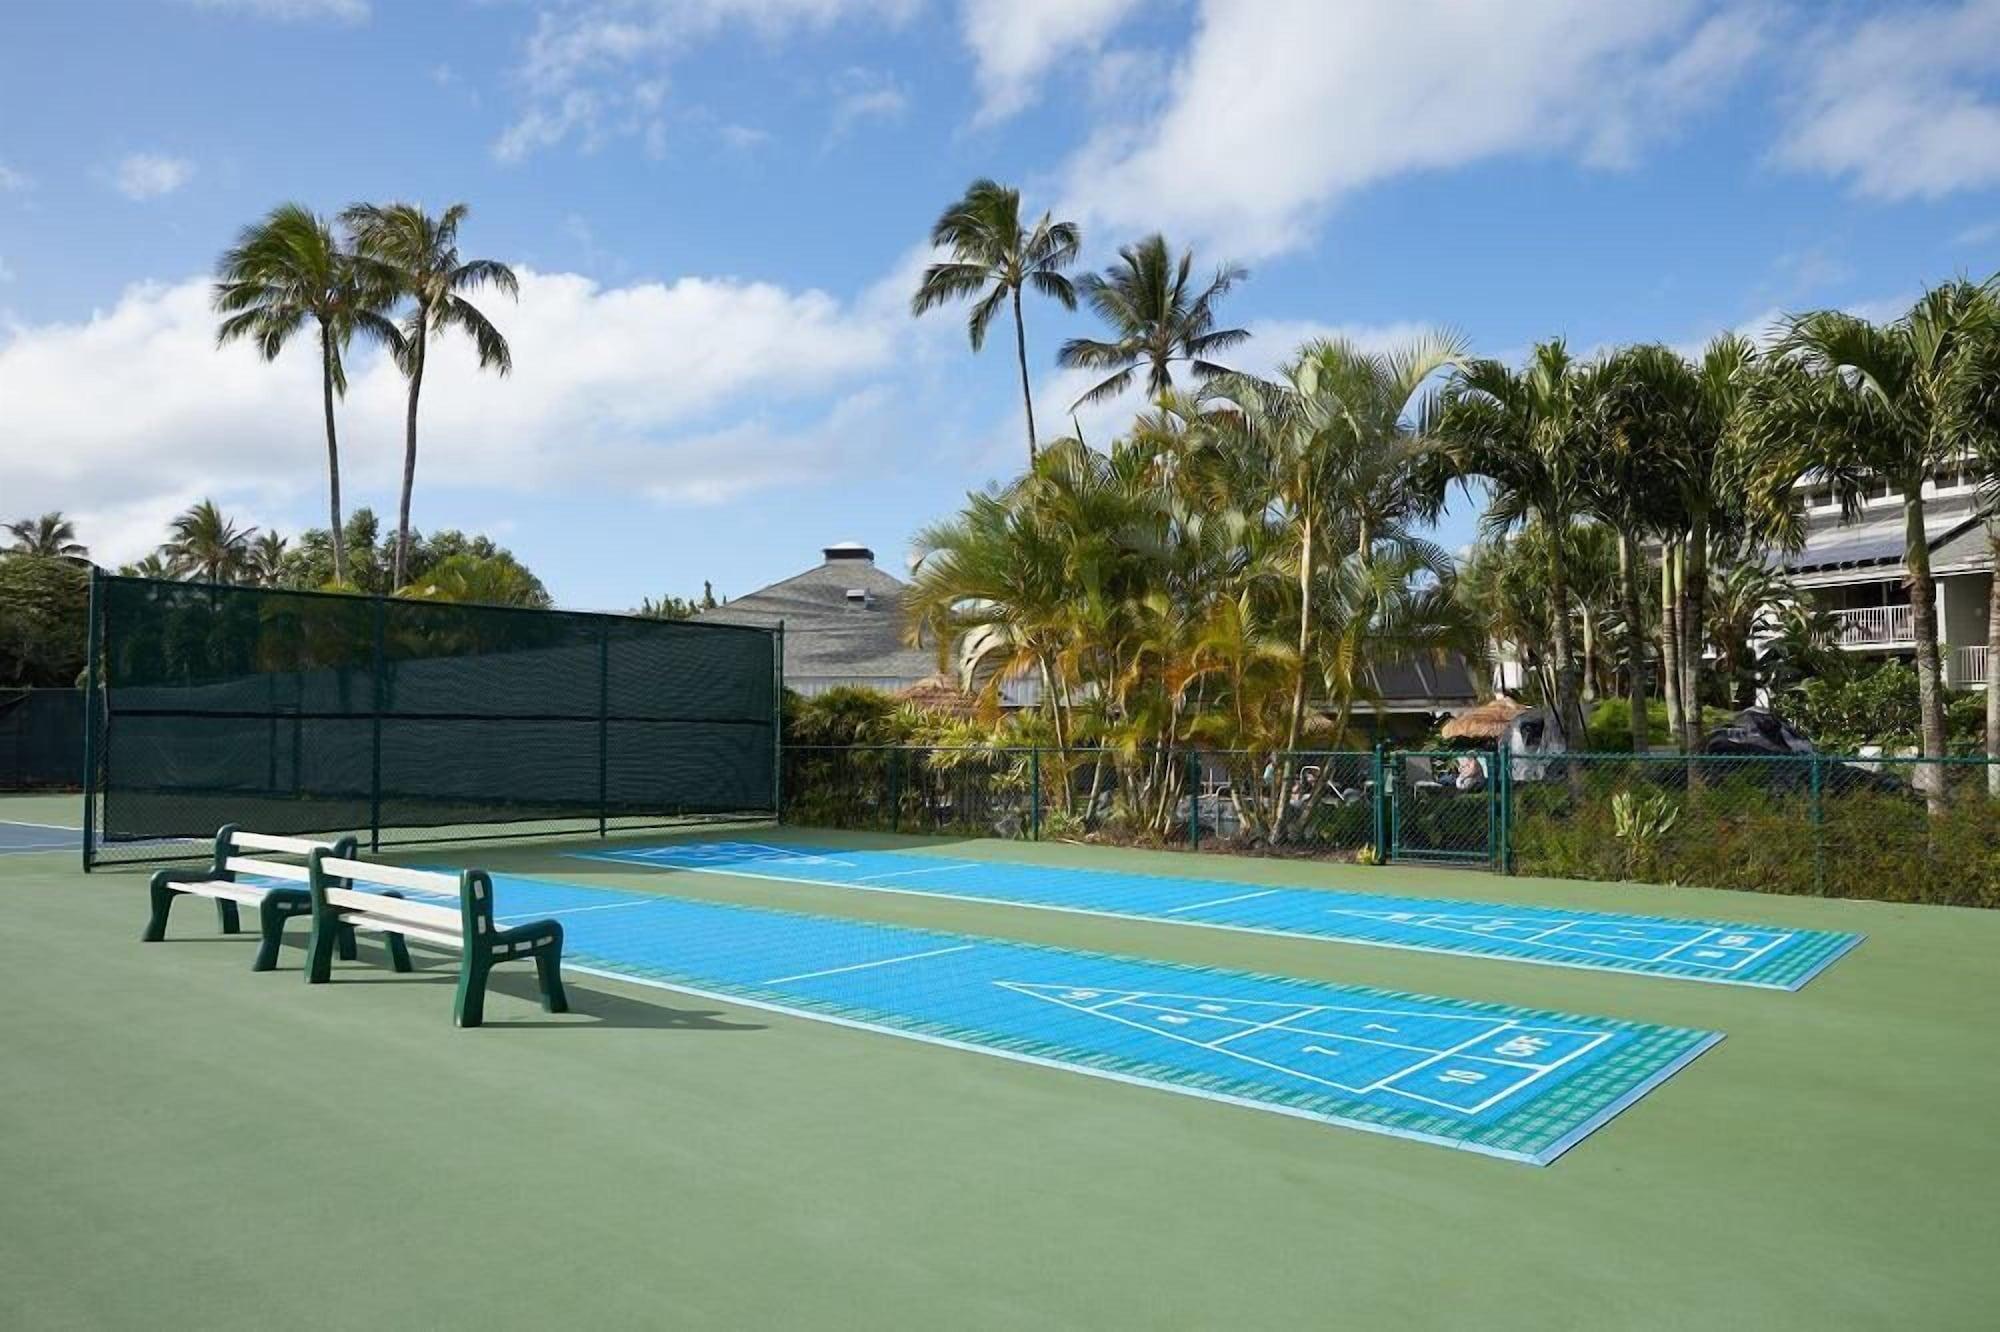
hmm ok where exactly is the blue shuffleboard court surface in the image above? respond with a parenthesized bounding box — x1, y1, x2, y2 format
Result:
(0, 821, 80, 855)
(391, 872, 1718, 1165)
(576, 841, 1863, 990)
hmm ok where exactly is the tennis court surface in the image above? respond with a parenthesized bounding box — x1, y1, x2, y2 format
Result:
(578, 840, 1862, 989)
(0, 820, 79, 855)
(380, 871, 1716, 1165)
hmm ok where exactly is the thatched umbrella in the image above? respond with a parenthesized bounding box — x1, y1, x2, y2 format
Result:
(1441, 697, 1525, 744)
(896, 673, 980, 719)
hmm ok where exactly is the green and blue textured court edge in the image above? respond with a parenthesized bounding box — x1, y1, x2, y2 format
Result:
(382, 871, 1718, 1166)
(575, 841, 1863, 990)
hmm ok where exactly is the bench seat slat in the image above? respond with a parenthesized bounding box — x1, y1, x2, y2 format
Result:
(341, 914, 462, 949)
(175, 879, 295, 906)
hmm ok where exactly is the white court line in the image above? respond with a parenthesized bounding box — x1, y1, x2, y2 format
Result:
(0, 842, 75, 854)
(497, 899, 657, 923)
(573, 853, 1847, 991)
(0, 819, 83, 830)
(856, 863, 982, 883)
(763, 944, 974, 986)
(1162, 889, 1278, 914)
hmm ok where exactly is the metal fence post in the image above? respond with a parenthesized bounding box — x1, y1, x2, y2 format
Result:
(1030, 747, 1041, 841)
(597, 619, 610, 838)
(888, 746, 902, 833)
(1187, 750, 1201, 850)
(772, 622, 785, 824)
(79, 567, 100, 873)
(368, 596, 385, 853)
(1371, 742, 1388, 863)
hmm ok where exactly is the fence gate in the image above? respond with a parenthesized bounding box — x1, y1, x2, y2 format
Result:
(1385, 749, 1500, 868)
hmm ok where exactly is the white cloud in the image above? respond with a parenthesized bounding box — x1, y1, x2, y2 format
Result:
(718, 123, 773, 151)
(497, 0, 916, 160)
(1775, 0, 2000, 200)
(0, 267, 906, 561)
(0, 161, 30, 192)
(959, 0, 1143, 126)
(1060, 0, 1763, 259)
(190, 0, 369, 20)
(1956, 219, 2000, 246)
(110, 153, 195, 201)
(0, 254, 14, 283)
(827, 67, 908, 141)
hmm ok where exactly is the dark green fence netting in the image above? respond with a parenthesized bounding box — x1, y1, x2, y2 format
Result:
(0, 688, 84, 790)
(84, 575, 779, 868)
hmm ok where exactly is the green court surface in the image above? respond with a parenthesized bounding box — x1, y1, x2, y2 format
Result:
(2, 793, 1995, 1329)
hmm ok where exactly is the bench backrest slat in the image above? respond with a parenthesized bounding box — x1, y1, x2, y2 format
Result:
(309, 853, 498, 943)
(323, 886, 463, 933)
(208, 824, 358, 881)
(223, 856, 311, 883)
(318, 858, 454, 895)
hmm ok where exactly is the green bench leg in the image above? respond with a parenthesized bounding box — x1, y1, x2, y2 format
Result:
(142, 876, 179, 942)
(215, 899, 242, 934)
(384, 932, 413, 973)
(536, 944, 568, 1014)
(335, 924, 358, 962)
(454, 957, 491, 1029)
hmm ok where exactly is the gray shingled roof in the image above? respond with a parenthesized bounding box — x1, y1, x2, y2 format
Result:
(697, 547, 938, 684)
(1775, 495, 1986, 575)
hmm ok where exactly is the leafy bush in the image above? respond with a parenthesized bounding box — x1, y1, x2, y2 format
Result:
(1585, 698, 1735, 752)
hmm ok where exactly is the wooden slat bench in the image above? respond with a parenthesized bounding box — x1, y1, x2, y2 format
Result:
(305, 854, 569, 1029)
(144, 825, 362, 972)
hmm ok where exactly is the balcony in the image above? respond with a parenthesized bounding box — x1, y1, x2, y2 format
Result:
(1952, 645, 1989, 688)
(1830, 603, 1914, 647)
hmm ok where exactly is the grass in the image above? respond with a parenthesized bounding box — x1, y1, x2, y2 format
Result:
(2, 792, 1995, 1328)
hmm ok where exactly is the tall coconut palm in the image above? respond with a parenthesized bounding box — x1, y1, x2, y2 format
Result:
(910, 179, 1079, 462)
(162, 500, 255, 584)
(1743, 282, 2000, 795)
(1058, 234, 1248, 409)
(1433, 341, 1596, 755)
(4, 512, 87, 559)
(214, 203, 396, 585)
(342, 202, 517, 586)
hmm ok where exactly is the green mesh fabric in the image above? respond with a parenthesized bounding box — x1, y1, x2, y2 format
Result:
(0, 688, 84, 791)
(85, 576, 778, 866)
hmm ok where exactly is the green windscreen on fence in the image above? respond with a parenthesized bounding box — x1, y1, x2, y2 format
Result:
(84, 575, 780, 868)
(0, 688, 84, 791)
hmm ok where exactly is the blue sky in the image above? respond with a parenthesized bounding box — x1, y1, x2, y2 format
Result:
(3, 0, 1998, 609)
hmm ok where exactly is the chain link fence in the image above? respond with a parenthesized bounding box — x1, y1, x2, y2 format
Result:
(0, 688, 84, 791)
(780, 744, 2000, 907)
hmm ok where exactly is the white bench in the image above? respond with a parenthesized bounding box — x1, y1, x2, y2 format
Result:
(144, 825, 362, 972)
(305, 855, 568, 1029)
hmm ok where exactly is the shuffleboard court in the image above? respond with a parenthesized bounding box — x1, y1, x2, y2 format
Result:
(577, 840, 1863, 990)
(384, 871, 1718, 1165)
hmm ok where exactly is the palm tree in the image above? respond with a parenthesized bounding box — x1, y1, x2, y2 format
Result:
(162, 500, 255, 584)
(1433, 341, 1596, 755)
(1202, 333, 1466, 787)
(214, 203, 396, 585)
(1058, 234, 1248, 409)
(397, 551, 550, 607)
(911, 180, 1079, 461)
(246, 531, 291, 587)
(4, 512, 87, 558)
(1743, 283, 2000, 793)
(342, 201, 518, 587)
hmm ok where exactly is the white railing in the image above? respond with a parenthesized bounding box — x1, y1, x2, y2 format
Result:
(1830, 604, 1915, 646)
(1952, 645, 1989, 688)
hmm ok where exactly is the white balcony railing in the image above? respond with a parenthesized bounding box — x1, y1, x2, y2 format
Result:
(1831, 603, 1915, 646)
(1952, 645, 1990, 688)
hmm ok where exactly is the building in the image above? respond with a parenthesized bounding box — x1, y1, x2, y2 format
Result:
(1776, 465, 1992, 689)
(704, 542, 1481, 727)
(696, 543, 940, 696)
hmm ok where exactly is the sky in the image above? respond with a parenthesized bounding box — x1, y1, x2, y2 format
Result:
(2, 0, 1998, 611)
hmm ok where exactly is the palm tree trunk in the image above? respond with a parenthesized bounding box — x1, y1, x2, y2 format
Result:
(1904, 493, 1948, 806)
(1011, 286, 1037, 464)
(1543, 527, 1586, 791)
(1276, 514, 1315, 838)
(1983, 533, 2000, 797)
(394, 325, 428, 589)
(1620, 529, 1648, 754)
(1660, 541, 1684, 748)
(1681, 509, 1709, 750)
(318, 324, 347, 586)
